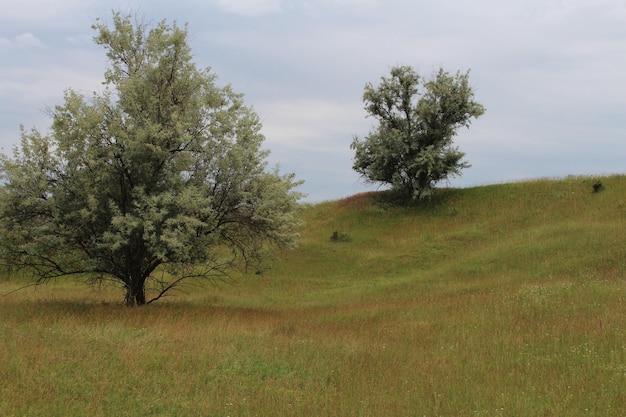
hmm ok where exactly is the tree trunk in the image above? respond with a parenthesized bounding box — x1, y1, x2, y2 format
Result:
(125, 279, 147, 306)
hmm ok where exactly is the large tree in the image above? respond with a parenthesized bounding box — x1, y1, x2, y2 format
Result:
(0, 13, 303, 306)
(351, 66, 485, 199)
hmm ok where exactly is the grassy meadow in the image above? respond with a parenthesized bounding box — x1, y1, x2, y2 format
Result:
(1, 175, 626, 416)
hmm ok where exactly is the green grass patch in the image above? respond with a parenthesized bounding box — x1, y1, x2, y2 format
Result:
(1, 175, 626, 416)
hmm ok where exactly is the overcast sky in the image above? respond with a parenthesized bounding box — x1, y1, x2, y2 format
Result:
(1, 0, 625, 201)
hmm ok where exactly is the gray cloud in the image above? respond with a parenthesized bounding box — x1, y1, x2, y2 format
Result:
(1, 0, 625, 201)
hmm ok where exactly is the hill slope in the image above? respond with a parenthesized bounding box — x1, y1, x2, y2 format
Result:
(228, 175, 626, 310)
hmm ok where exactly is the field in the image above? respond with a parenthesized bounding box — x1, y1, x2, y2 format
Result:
(1, 175, 625, 416)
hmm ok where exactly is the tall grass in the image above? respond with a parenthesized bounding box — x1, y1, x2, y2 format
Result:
(1, 175, 625, 416)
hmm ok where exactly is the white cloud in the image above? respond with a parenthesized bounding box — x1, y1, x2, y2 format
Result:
(0, 33, 45, 49)
(0, 38, 12, 49)
(259, 99, 367, 148)
(15, 33, 45, 48)
(0, 65, 102, 111)
(208, 0, 379, 16)
(212, 0, 283, 16)
(297, 0, 378, 14)
(0, 0, 93, 23)
(65, 34, 93, 46)
(256, 98, 375, 201)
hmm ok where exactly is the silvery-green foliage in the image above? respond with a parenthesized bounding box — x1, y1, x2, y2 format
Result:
(351, 66, 485, 199)
(0, 13, 303, 305)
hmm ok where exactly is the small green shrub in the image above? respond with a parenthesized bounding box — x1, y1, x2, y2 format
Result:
(592, 180, 603, 192)
(330, 230, 351, 242)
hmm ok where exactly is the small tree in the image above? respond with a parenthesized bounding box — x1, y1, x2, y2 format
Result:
(351, 66, 485, 199)
(0, 13, 303, 306)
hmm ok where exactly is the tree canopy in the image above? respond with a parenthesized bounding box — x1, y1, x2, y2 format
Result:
(351, 66, 485, 199)
(0, 13, 303, 306)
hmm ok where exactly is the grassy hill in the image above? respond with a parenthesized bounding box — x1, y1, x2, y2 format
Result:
(1, 175, 625, 416)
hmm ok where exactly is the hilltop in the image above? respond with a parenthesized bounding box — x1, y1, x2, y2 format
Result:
(219, 174, 626, 310)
